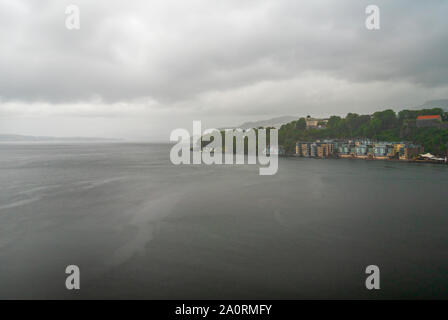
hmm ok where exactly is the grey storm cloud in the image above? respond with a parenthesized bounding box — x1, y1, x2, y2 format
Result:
(0, 0, 448, 140)
(1, 0, 447, 104)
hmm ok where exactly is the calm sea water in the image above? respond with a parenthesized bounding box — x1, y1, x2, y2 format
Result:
(0, 143, 447, 299)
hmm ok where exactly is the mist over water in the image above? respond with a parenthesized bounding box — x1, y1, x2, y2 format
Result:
(0, 143, 447, 299)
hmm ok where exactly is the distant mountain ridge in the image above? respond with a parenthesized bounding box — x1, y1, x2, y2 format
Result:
(420, 99, 448, 111)
(0, 134, 118, 142)
(237, 116, 297, 129)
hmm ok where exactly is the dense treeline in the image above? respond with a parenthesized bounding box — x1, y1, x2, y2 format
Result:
(279, 108, 448, 155)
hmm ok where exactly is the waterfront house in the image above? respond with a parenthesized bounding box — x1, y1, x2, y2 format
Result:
(317, 143, 335, 158)
(338, 143, 356, 158)
(355, 144, 368, 158)
(310, 143, 318, 157)
(373, 142, 393, 159)
(302, 143, 311, 157)
(295, 142, 301, 156)
(296, 141, 312, 157)
(399, 144, 423, 160)
(393, 143, 405, 158)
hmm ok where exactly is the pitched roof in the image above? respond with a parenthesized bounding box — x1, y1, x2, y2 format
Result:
(417, 115, 441, 120)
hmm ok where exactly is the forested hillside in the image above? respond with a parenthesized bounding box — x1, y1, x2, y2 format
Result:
(279, 108, 448, 155)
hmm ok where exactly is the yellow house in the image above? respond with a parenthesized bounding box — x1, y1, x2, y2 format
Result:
(393, 143, 405, 157)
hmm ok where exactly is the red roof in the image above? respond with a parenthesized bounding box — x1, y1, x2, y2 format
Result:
(417, 115, 441, 120)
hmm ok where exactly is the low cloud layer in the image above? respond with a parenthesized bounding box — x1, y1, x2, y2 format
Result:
(1, 0, 448, 139)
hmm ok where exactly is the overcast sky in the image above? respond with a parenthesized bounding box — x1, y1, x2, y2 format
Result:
(1, 0, 448, 140)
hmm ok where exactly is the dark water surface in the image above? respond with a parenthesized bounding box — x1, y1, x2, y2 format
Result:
(0, 143, 447, 299)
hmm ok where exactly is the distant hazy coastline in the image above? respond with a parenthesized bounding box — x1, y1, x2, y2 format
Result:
(0, 134, 119, 143)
